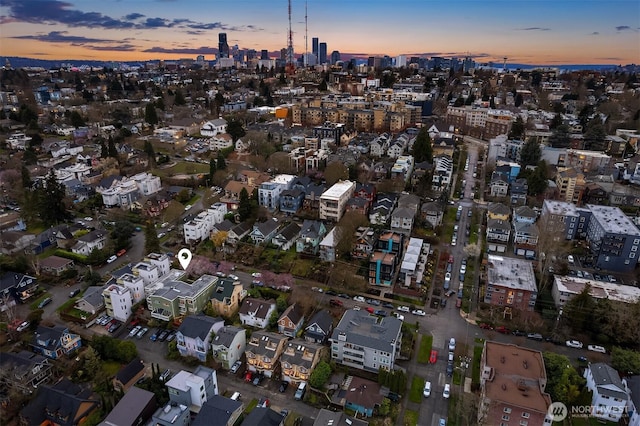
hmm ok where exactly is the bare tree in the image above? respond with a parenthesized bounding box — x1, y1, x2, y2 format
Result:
(536, 213, 572, 291)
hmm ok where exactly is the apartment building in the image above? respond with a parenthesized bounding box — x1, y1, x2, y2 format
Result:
(319, 180, 356, 221)
(102, 284, 134, 322)
(330, 309, 402, 372)
(585, 204, 640, 272)
(540, 200, 584, 241)
(97, 173, 161, 208)
(245, 331, 289, 378)
(483, 255, 537, 312)
(551, 275, 640, 308)
(146, 274, 217, 321)
(132, 252, 171, 285)
(479, 341, 553, 426)
(165, 366, 219, 412)
(258, 174, 297, 212)
(432, 155, 453, 192)
(555, 167, 585, 203)
(183, 203, 228, 244)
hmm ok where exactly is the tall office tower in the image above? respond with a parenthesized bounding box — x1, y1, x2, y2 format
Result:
(261, 49, 269, 60)
(319, 42, 327, 65)
(312, 37, 319, 62)
(395, 55, 407, 67)
(247, 49, 257, 60)
(232, 44, 240, 61)
(330, 51, 341, 65)
(280, 48, 287, 60)
(218, 33, 230, 58)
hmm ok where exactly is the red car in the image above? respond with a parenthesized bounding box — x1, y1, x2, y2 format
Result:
(244, 371, 253, 382)
(365, 307, 375, 314)
(448, 255, 454, 264)
(429, 350, 438, 364)
(495, 326, 510, 334)
(479, 323, 493, 330)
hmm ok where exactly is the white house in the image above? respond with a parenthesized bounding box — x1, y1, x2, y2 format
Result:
(258, 174, 296, 212)
(209, 133, 234, 151)
(584, 363, 629, 422)
(210, 326, 246, 370)
(71, 230, 107, 256)
(183, 203, 228, 244)
(201, 119, 228, 137)
(238, 298, 276, 329)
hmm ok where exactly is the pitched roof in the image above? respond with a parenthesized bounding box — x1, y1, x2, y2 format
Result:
(589, 363, 628, 400)
(241, 407, 284, 426)
(488, 202, 510, 216)
(211, 326, 245, 348)
(100, 386, 156, 426)
(275, 222, 302, 241)
(0, 271, 36, 292)
(115, 357, 145, 384)
(239, 298, 275, 320)
(254, 219, 279, 236)
(210, 278, 240, 302)
(178, 315, 223, 340)
(279, 303, 303, 326)
(514, 206, 537, 218)
(305, 310, 333, 335)
(192, 395, 242, 426)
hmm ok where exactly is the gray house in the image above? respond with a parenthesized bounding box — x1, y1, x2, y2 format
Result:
(176, 315, 224, 362)
(250, 219, 280, 245)
(192, 395, 243, 426)
(304, 310, 333, 344)
(165, 366, 218, 411)
(98, 386, 157, 426)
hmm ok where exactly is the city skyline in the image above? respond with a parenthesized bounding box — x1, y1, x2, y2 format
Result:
(0, 0, 638, 65)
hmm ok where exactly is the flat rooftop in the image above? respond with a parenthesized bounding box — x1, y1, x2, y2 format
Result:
(587, 204, 640, 236)
(486, 255, 537, 292)
(543, 200, 579, 217)
(483, 341, 551, 414)
(554, 275, 640, 305)
(321, 180, 355, 200)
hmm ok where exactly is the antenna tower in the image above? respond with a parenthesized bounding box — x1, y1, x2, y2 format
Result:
(286, 0, 295, 76)
(304, 1, 308, 67)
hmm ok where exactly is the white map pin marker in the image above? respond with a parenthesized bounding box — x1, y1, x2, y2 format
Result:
(177, 248, 192, 270)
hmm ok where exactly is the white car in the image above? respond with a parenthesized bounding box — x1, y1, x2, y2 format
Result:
(423, 381, 431, 397)
(460, 264, 466, 274)
(443, 383, 451, 399)
(444, 273, 451, 284)
(129, 325, 142, 338)
(568, 255, 575, 264)
(411, 309, 426, 316)
(16, 321, 30, 332)
(106, 255, 118, 264)
(83, 217, 93, 221)
(184, 204, 192, 211)
(566, 340, 584, 349)
(353, 296, 366, 303)
(397, 305, 410, 313)
(587, 344, 606, 353)
(449, 337, 456, 351)
(394, 313, 405, 321)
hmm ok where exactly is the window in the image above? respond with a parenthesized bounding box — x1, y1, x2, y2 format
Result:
(520, 421, 528, 426)
(631, 253, 636, 258)
(502, 415, 510, 421)
(504, 408, 512, 414)
(522, 412, 530, 418)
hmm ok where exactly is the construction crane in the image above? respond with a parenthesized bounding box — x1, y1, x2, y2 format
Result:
(285, 0, 295, 77)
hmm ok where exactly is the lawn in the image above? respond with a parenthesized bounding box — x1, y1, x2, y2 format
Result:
(417, 335, 433, 364)
(409, 376, 425, 403)
(244, 398, 258, 414)
(403, 410, 419, 426)
(153, 161, 208, 177)
(103, 360, 121, 376)
(472, 345, 483, 386)
(30, 293, 52, 310)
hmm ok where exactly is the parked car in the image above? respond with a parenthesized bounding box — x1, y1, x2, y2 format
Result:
(136, 327, 149, 339)
(258, 397, 269, 408)
(38, 297, 52, 309)
(279, 381, 289, 393)
(150, 329, 161, 341)
(495, 326, 510, 334)
(423, 381, 431, 397)
(411, 309, 426, 316)
(512, 330, 526, 337)
(397, 306, 410, 313)
(106, 255, 118, 264)
(527, 333, 544, 341)
(69, 289, 81, 298)
(280, 409, 289, 418)
(587, 345, 606, 353)
(230, 361, 242, 374)
(166, 331, 176, 342)
(443, 383, 451, 398)
(448, 338, 456, 351)
(429, 350, 438, 364)
(479, 323, 493, 330)
(108, 322, 120, 333)
(374, 309, 387, 317)
(116, 249, 127, 257)
(326, 290, 338, 296)
(446, 362, 454, 376)
(252, 374, 264, 386)
(159, 369, 172, 382)
(158, 330, 170, 342)
(329, 299, 343, 307)
(353, 296, 366, 303)
(16, 321, 30, 332)
(244, 371, 253, 382)
(338, 293, 350, 299)
(382, 302, 394, 309)
(128, 325, 142, 338)
(566, 340, 584, 349)
(365, 307, 375, 314)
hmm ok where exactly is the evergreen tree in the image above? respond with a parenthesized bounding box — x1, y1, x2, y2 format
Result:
(412, 127, 433, 163)
(489, 95, 496, 108)
(108, 136, 118, 158)
(174, 89, 186, 106)
(216, 152, 227, 170)
(101, 140, 108, 158)
(70, 110, 85, 128)
(226, 119, 246, 142)
(145, 103, 158, 125)
(519, 138, 541, 167)
(508, 116, 525, 140)
(36, 170, 68, 226)
(21, 165, 32, 189)
(238, 188, 252, 221)
(144, 140, 156, 165)
(144, 221, 161, 253)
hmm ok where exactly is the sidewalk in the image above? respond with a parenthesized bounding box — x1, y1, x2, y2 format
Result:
(395, 333, 422, 426)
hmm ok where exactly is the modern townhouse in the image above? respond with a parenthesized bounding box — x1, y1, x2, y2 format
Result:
(165, 366, 219, 412)
(280, 339, 324, 386)
(184, 203, 228, 244)
(431, 155, 453, 192)
(102, 283, 134, 322)
(513, 222, 539, 259)
(330, 309, 402, 372)
(245, 331, 289, 378)
(319, 180, 356, 221)
(258, 174, 296, 212)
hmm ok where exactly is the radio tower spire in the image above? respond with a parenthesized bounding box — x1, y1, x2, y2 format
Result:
(286, 0, 295, 77)
(304, 1, 308, 67)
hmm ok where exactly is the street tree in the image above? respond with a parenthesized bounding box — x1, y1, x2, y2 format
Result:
(226, 118, 246, 142)
(209, 158, 217, 183)
(508, 116, 525, 140)
(111, 220, 136, 250)
(70, 110, 85, 128)
(611, 347, 640, 375)
(35, 170, 68, 226)
(238, 188, 253, 221)
(144, 103, 158, 126)
(543, 352, 585, 407)
(143, 140, 156, 166)
(144, 221, 160, 253)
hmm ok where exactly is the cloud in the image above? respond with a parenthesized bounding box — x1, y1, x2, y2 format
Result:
(11, 31, 118, 44)
(86, 44, 137, 51)
(1, 0, 261, 32)
(517, 27, 550, 31)
(143, 46, 218, 55)
(125, 13, 145, 20)
(590, 31, 599, 35)
(615, 25, 631, 31)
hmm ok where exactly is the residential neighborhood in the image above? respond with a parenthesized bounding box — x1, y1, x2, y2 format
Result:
(1, 32, 640, 426)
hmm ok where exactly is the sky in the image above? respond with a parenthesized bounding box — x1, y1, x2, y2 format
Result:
(0, 0, 639, 65)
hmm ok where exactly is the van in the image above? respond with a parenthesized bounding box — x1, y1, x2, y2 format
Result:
(230, 392, 241, 401)
(294, 382, 306, 400)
